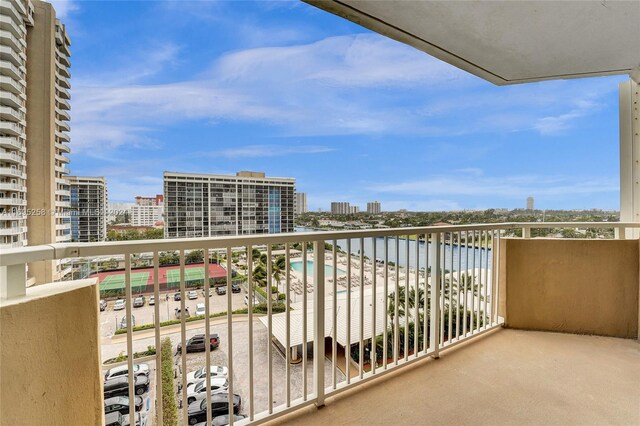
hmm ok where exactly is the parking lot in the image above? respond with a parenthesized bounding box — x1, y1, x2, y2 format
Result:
(101, 314, 344, 422)
(99, 288, 247, 340)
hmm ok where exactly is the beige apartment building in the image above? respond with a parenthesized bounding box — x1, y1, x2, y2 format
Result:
(0, 0, 72, 284)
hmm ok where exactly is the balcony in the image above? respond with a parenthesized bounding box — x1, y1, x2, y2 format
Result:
(0, 151, 24, 164)
(56, 119, 70, 132)
(0, 167, 24, 178)
(0, 136, 23, 151)
(0, 29, 23, 52)
(0, 105, 24, 122)
(57, 97, 70, 110)
(0, 197, 26, 206)
(0, 182, 26, 192)
(0, 225, 25, 236)
(55, 130, 70, 142)
(0, 223, 638, 425)
(0, 90, 22, 108)
(0, 59, 22, 80)
(0, 15, 23, 41)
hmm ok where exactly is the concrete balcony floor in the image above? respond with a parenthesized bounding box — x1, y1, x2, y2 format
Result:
(269, 329, 640, 426)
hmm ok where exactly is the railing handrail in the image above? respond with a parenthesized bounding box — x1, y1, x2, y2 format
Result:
(0, 221, 636, 267)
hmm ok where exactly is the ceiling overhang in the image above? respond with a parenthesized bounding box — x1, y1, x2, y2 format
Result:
(305, 0, 640, 85)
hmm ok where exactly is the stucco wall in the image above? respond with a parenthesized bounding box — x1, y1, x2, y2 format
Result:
(0, 279, 104, 425)
(500, 238, 639, 339)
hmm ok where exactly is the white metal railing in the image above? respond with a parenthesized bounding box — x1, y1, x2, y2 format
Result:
(0, 222, 636, 426)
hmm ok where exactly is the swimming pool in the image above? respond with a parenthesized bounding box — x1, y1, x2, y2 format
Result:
(290, 260, 346, 276)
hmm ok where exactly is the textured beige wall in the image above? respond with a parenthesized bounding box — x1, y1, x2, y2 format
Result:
(26, 1, 58, 284)
(500, 238, 639, 338)
(0, 279, 104, 425)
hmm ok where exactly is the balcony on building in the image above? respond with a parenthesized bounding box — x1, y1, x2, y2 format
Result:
(1, 2, 640, 426)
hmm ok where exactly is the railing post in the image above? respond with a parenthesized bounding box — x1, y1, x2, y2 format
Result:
(522, 227, 531, 238)
(429, 233, 441, 359)
(0, 263, 26, 300)
(616, 226, 627, 240)
(313, 240, 325, 407)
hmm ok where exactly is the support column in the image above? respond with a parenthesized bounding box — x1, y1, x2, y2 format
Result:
(620, 79, 640, 239)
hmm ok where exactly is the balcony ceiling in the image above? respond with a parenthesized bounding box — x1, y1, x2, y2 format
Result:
(305, 0, 640, 85)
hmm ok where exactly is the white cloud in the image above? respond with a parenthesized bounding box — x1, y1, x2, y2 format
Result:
(50, 0, 79, 19)
(372, 174, 617, 198)
(217, 145, 334, 158)
(71, 32, 620, 157)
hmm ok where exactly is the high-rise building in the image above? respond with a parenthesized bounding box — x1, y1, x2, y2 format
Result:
(0, 0, 33, 251)
(295, 192, 308, 214)
(68, 176, 107, 242)
(350, 205, 360, 214)
(131, 194, 163, 227)
(164, 171, 295, 238)
(331, 202, 350, 215)
(0, 0, 72, 283)
(367, 201, 381, 214)
(527, 196, 534, 210)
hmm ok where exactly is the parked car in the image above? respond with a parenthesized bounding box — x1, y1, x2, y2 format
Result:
(100, 299, 108, 311)
(215, 286, 226, 296)
(174, 292, 181, 301)
(119, 315, 136, 329)
(114, 299, 126, 310)
(188, 290, 198, 300)
(187, 393, 241, 425)
(186, 366, 228, 387)
(103, 375, 149, 398)
(104, 363, 150, 382)
(231, 283, 241, 293)
(104, 395, 144, 415)
(105, 411, 147, 426)
(148, 296, 155, 306)
(176, 334, 219, 354)
(133, 296, 145, 308)
(203, 288, 215, 297)
(175, 307, 190, 319)
(212, 415, 247, 426)
(186, 377, 229, 404)
(195, 303, 206, 316)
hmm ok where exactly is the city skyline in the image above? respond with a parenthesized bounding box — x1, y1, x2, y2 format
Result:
(61, 1, 623, 211)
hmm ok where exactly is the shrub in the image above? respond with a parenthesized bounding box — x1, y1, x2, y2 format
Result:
(161, 337, 178, 426)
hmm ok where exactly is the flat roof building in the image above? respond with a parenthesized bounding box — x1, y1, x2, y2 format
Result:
(68, 176, 107, 242)
(164, 171, 295, 238)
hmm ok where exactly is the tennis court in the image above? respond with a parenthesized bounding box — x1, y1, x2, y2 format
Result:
(99, 272, 150, 292)
(166, 267, 205, 288)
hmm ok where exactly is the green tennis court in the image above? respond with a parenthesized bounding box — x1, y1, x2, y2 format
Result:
(166, 267, 206, 288)
(100, 272, 149, 291)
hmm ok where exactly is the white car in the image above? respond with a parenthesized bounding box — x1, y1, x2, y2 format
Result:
(195, 303, 206, 316)
(104, 363, 150, 382)
(186, 377, 228, 404)
(186, 366, 228, 386)
(113, 300, 126, 311)
(187, 290, 198, 300)
(148, 295, 155, 306)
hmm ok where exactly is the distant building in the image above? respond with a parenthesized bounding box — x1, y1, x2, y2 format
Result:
(135, 194, 163, 206)
(367, 201, 381, 214)
(68, 176, 108, 242)
(527, 197, 535, 210)
(164, 171, 295, 238)
(350, 205, 360, 214)
(295, 192, 308, 214)
(331, 202, 350, 215)
(131, 194, 164, 227)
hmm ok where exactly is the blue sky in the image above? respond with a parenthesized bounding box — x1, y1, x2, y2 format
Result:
(58, 0, 625, 211)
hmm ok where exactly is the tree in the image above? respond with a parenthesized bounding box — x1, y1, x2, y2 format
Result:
(185, 250, 204, 265)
